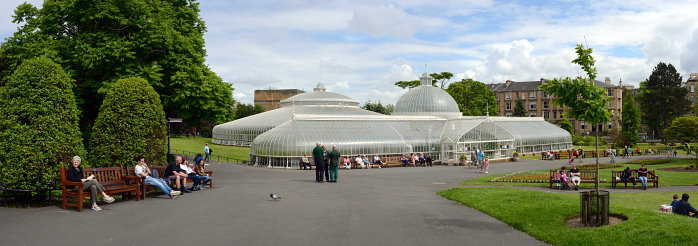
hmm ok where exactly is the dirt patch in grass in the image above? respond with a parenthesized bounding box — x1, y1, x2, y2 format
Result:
(564, 214, 628, 228)
(658, 167, 698, 172)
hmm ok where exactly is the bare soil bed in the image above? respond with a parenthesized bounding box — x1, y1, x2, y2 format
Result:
(564, 214, 628, 228)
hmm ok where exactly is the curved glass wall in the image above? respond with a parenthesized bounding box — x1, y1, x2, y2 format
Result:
(493, 118, 573, 154)
(393, 85, 462, 118)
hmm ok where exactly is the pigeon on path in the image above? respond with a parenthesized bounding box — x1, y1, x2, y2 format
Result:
(270, 193, 281, 201)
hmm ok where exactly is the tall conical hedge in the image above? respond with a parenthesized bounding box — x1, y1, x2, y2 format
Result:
(89, 77, 166, 167)
(0, 57, 86, 190)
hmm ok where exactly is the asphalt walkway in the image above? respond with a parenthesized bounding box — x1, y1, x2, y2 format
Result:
(0, 157, 694, 246)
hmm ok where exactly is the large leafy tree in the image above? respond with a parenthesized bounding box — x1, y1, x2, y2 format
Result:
(0, 57, 86, 190)
(362, 101, 394, 115)
(0, 0, 235, 134)
(89, 77, 167, 167)
(234, 103, 265, 120)
(394, 72, 453, 89)
(620, 93, 641, 146)
(558, 118, 573, 135)
(663, 116, 698, 145)
(636, 62, 691, 138)
(513, 99, 527, 117)
(539, 44, 611, 192)
(445, 79, 497, 116)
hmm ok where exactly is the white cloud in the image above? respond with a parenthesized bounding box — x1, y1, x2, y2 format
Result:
(680, 29, 698, 75)
(325, 81, 349, 92)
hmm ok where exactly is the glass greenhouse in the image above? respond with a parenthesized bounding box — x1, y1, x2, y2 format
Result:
(213, 73, 572, 168)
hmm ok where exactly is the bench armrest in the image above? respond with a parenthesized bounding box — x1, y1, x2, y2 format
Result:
(123, 176, 144, 183)
(62, 180, 83, 187)
(204, 171, 213, 175)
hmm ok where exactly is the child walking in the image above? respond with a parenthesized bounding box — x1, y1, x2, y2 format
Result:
(483, 157, 489, 174)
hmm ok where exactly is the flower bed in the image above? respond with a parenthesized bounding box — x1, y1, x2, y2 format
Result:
(490, 172, 550, 183)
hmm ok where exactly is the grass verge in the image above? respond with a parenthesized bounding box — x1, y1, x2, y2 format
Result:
(461, 159, 698, 187)
(169, 136, 250, 161)
(438, 187, 698, 246)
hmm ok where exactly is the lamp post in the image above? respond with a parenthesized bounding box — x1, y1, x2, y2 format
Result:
(167, 118, 183, 163)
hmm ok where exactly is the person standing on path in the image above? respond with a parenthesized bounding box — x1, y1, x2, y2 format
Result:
(322, 145, 330, 181)
(312, 142, 324, 183)
(328, 145, 341, 183)
(477, 149, 485, 172)
(204, 143, 210, 162)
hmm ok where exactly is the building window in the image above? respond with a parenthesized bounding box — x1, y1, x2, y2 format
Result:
(553, 111, 557, 119)
(506, 102, 512, 110)
(580, 121, 587, 130)
(692, 96, 695, 104)
(529, 102, 536, 110)
(495, 94, 499, 100)
(530, 91, 536, 99)
(543, 91, 548, 98)
(543, 101, 549, 109)
(692, 84, 695, 92)
(607, 89, 614, 97)
(505, 93, 511, 100)
(520, 92, 525, 99)
(529, 112, 536, 117)
(608, 122, 613, 129)
(543, 111, 549, 119)
(505, 112, 512, 117)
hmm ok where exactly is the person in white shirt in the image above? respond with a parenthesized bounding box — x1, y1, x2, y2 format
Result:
(180, 157, 203, 191)
(134, 156, 180, 198)
(204, 144, 210, 162)
(373, 155, 384, 169)
(355, 155, 364, 169)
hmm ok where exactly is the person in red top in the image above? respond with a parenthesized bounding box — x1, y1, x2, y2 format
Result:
(638, 163, 649, 190)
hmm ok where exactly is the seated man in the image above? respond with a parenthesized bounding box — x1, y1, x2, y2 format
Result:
(165, 156, 190, 193)
(569, 165, 581, 190)
(418, 153, 425, 166)
(355, 155, 364, 169)
(400, 154, 408, 167)
(300, 154, 311, 170)
(425, 154, 432, 167)
(134, 156, 180, 198)
(373, 155, 384, 169)
(673, 193, 698, 218)
(620, 167, 636, 189)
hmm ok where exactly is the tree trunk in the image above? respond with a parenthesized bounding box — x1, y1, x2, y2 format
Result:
(595, 130, 600, 193)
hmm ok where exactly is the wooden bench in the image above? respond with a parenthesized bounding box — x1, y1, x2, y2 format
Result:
(611, 170, 659, 188)
(549, 169, 598, 189)
(126, 165, 212, 199)
(541, 152, 562, 160)
(61, 166, 140, 211)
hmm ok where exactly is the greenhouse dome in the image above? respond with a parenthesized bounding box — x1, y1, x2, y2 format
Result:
(393, 72, 462, 118)
(213, 73, 573, 168)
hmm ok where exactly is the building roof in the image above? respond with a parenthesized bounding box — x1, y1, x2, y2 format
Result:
(488, 79, 620, 92)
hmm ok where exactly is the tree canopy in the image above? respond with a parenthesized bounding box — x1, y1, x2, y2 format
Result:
(558, 118, 573, 135)
(0, 57, 86, 190)
(663, 116, 698, 144)
(89, 77, 167, 167)
(445, 79, 497, 116)
(620, 93, 641, 146)
(234, 103, 265, 120)
(637, 62, 690, 137)
(394, 72, 453, 89)
(362, 101, 394, 115)
(513, 99, 527, 117)
(0, 0, 235, 132)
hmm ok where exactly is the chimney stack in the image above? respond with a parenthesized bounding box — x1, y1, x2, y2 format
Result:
(605, 77, 611, 84)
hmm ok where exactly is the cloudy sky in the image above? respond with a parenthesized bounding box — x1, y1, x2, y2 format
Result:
(2, 0, 698, 105)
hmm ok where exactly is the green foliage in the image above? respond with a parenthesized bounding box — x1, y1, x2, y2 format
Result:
(0, 0, 235, 131)
(573, 135, 607, 146)
(89, 77, 166, 167)
(361, 101, 394, 115)
(663, 116, 698, 144)
(637, 62, 691, 137)
(234, 103, 265, 120)
(621, 93, 641, 146)
(0, 57, 86, 190)
(394, 72, 452, 89)
(558, 118, 573, 134)
(513, 99, 527, 117)
(539, 44, 611, 126)
(445, 79, 497, 116)
(439, 188, 698, 246)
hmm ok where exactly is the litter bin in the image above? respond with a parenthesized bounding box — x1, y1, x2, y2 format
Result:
(580, 190, 610, 226)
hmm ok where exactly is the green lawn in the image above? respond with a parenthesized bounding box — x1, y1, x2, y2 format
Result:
(439, 187, 698, 246)
(169, 136, 250, 161)
(461, 159, 698, 187)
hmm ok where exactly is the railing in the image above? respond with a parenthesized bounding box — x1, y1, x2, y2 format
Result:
(169, 149, 249, 165)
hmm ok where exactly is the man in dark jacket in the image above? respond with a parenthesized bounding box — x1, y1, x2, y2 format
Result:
(673, 193, 698, 217)
(328, 145, 341, 183)
(312, 142, 324, 183)
(322, 145, 330, 182)
(165, 156, 190, 193)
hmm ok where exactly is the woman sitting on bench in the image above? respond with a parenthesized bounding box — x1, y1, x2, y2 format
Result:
(67, 156, 115, 211)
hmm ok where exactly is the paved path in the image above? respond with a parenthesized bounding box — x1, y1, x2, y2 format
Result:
(0, 157, 693, 246)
